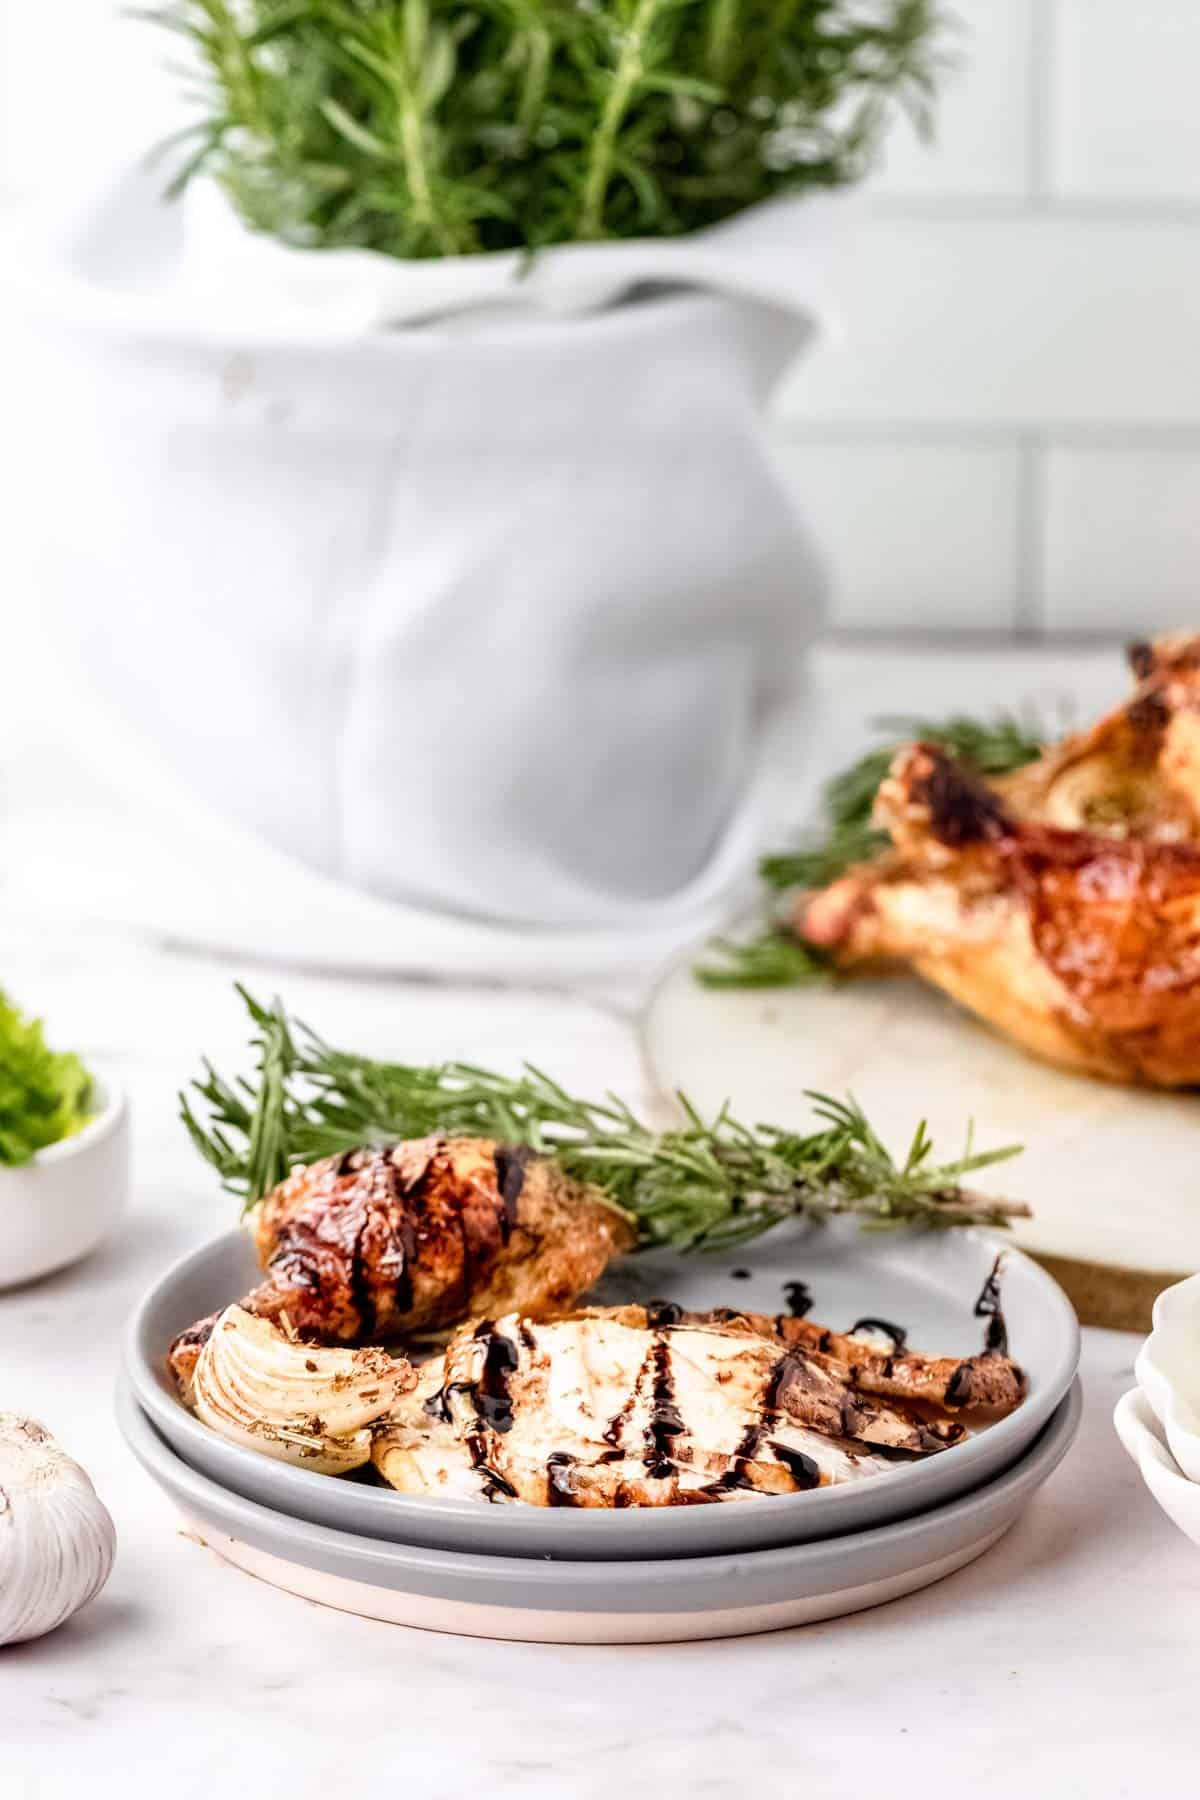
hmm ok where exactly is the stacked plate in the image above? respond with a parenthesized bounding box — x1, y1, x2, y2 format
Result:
(121, 1222, 1082, 1643)
(1115, 1275, 1200, 1550)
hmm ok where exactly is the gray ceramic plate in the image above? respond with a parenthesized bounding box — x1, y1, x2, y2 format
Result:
(124, 1219, 1079, 1560)
(118, 1375, 1081, 1643)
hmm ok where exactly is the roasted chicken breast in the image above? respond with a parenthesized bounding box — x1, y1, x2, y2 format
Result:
(375, 1303, 996, 1510)
(168, 1137, 634, 1391)
(800, 740, 1200, 1085)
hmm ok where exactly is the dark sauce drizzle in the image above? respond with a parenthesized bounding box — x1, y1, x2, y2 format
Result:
(849, 1316, 909, 1353)
(702, 1350, 813, 1497)
(545, 1452, 577, 1507)
(768, 1442, 822, 1490)
(973, 1254, 1009, 1356)
(782, 1280, 813, 1319)
(382, 1152, 419, 1318)
(436, 1319, 524, 1503)
(644, 1338, 685, 1479)
(492, 1145, 534, 1244)
(471, 1320, 520, 1432)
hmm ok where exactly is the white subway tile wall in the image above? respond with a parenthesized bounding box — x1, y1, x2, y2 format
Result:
(1, 0, 1196, 637)
(775, 0, 1200, 636)
(772, 441, 1023, 633)
(1043, 449, 1200, 635)
(1052, 0, 1200, 200)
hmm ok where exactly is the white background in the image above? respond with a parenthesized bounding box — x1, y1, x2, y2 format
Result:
(2, 0, 1199, 637)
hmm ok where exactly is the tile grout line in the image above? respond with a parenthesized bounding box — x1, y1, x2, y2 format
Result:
(773, 422, 1200, 449)
(1014, 433, 1047, 640)
(1026, 0, 1060, 208)
(867, 196, 1200, 223)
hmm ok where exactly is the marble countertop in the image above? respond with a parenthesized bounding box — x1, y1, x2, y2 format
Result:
(3, 644, 1198, 1797)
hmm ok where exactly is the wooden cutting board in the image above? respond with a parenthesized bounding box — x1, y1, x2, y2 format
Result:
(641, 954, 1200, 1332)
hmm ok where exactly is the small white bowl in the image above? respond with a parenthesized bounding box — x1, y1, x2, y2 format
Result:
(1114, 1387, 1200, 1549)
(0, 1075, 130, 1289)
(1135, 1273, 1200, 1484)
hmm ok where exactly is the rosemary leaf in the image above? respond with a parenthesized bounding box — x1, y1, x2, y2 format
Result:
(148, 0, 946, 256)
(694, 929, 832, 989)
(181, 986, 1027, 1244)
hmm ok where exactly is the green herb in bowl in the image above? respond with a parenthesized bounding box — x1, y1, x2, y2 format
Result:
(0, 993, 94, 1168)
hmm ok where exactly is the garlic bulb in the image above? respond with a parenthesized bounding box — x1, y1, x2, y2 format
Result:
(193, 1306, 416, 1474)
(0, 1414, 116, 1646)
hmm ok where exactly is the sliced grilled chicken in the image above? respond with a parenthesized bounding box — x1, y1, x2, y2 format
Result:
(425, 1307, 961, 1509)
(371, 1358, 492, 1501)
(188, 1305, 415, 1475)
(800, 741, 1200, 1086)
(646, 1306, 1026, 1414)
(168, 1137, 634, 1389)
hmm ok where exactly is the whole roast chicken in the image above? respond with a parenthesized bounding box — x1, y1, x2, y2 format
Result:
(800, 738, 1200, 1086)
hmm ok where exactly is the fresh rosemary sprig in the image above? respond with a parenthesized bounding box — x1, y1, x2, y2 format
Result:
(696, 711, 1045, 989)
(694, 928, 832, 989)
(181, 986, 1026, 1245)
(763, 711, 1045, 895)
(147, 0, 944, 257)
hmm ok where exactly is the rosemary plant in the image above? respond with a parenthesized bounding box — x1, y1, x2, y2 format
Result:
(181, 986, 1026, 1246)
(149, 0, 944, 256)
(696, 711, 1044, 988)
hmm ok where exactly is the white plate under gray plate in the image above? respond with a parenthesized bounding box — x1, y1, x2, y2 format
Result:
(118, 1374, 1081, 1643)
(124, 1220, 1079, 1561)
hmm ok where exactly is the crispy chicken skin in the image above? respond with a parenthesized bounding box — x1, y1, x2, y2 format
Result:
(800, 741, 1200, 1086)
(168, 1137, 634, 1392)
(995, 634, 1200, 840)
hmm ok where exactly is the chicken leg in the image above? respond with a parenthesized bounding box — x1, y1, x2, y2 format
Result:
(800, 740, 1200, 1086)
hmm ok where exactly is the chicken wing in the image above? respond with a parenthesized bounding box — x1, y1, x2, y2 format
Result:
(800, 740, 1200, 1086)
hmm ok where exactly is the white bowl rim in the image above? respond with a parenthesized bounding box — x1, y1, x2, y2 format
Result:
(1115, 1385, 1198, 1501)
(1136, 1273, 1200, 1473)
(0, 1069, 129, 1170)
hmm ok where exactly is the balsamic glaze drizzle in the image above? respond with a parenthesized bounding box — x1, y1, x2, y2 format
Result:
(782, 1280, 814, 1319)
(702, 1350, 812, 1497)
(644, 1338, 685, 1479)
(973, 1254, 1009, 1356)
(849, 1316, 909, 1353)
(471, 1320, 520, 1432)
(492, 1144, 535, 1243)
(545, 1452, 577, 1507)
(768, 1442, 822, 1490)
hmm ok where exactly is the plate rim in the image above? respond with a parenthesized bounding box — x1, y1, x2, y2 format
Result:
(118, 1372, 1082, 1604)
(124, 1220, 1080, 1550)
